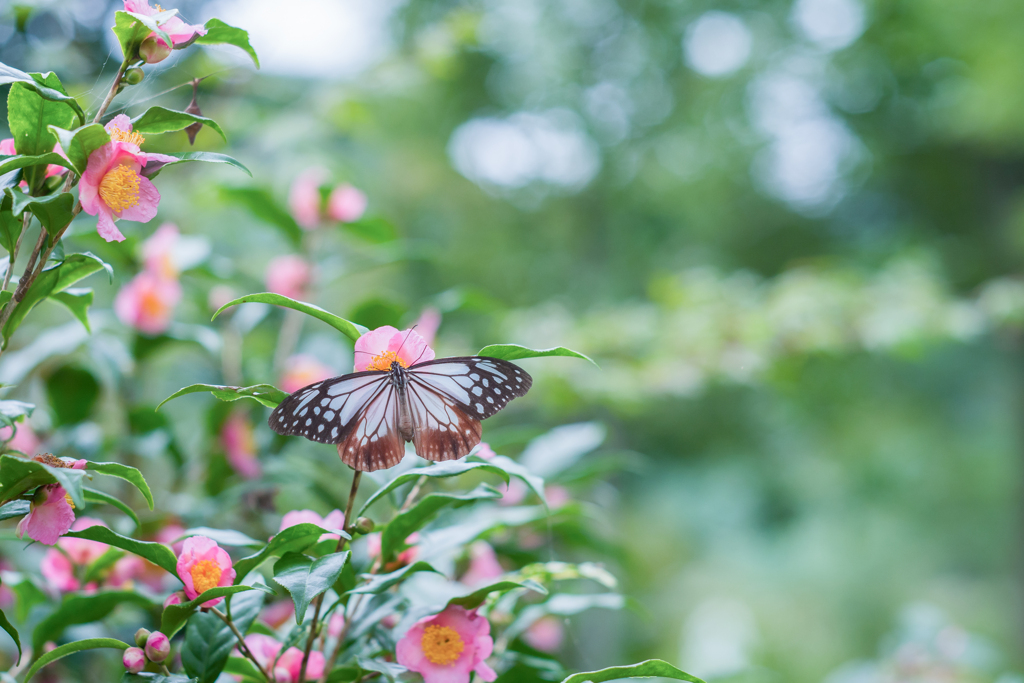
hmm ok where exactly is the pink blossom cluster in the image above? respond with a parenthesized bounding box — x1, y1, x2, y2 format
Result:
(288, 168, 367, 229)
(115, 222, 183, 335)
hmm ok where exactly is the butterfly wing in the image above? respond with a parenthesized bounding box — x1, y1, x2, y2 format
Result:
(268, 371, 406, 472)
(405, 357, 532, 461)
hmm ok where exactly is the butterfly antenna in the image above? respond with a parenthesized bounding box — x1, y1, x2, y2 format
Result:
(393, 325, 418, 361)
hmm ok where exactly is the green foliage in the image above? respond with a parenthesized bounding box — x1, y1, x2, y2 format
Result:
(7, 188, 75, 237)
(218, 186, 302, 245)
(181, 590, 262, 683)
(477, 344, 596, 365)
(0, 500, 28, 520)
(162, 585, 270, 638)
(32, 591, 155, 653)
(23, 638, 129, 682)
(83, 487, 139, 525)
(381, 484, 501, 562)
(122, 674, 198, 683)
(64, 525, 178, 574)
(358, 460, 511, 514)
(112, 10, 171, 61)
(132, 107, 226, 142)
(86, 461, 155, 509)
(558, 660, 705, 683)
(213, 292, 368, 342)
(272, 550, 350, 622)
(0, 399, 34, 430)
(50, 288, 94, 332)
(5, 70, 81, 188)
(157, 383, 288, 410)
(0, 63, 84, 125)
(0, 152, 72, 177)
(347, 561, 441, 595)
(46, 123, 110, 175)
(195, 19, 259, 68)
(234, 522, 348, 581)
(447, 579, 548, 610)
(0, 606, 19, 662)
(141, 152, 251, 180)
(46, 365, 99, 425)
(0, 453, 85, 506)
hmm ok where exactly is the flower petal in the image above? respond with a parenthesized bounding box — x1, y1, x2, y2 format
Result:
(116, 173, 160, 223)
(353, 326, 401, 371)
(96, 207, 126, 243)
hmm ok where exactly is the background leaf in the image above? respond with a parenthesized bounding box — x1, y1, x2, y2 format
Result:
(195, 19, 259, 68)
(273, 550, 350, 623)
(83, 487, 139, 525)
(181, 589, 263, 683)
(23, 638, 129, 682)
(157, 383, 288, 410)
(559, 660, 705, 683)
(63, 525, 178, 574)
(213, 293, 367, 342)
(86, 461, 154, 509)
(31, 592, 155, 653)
(477, 344, 596, 365)
(141, 152, 251, 179)
(161, 585, 266, 638)
(233, 522, 345, 581)
(132, 107, 226, 141)
(0, 453, 85, 507)
(380, 485, 502, 563)
(358, 461, 510, 515)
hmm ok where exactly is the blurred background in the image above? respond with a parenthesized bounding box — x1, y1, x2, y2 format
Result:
(3, 0, 1024, 681)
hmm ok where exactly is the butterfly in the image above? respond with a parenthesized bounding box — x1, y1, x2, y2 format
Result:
(268, 356, 532, 471)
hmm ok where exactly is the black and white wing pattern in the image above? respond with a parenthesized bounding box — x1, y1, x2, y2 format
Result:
(268, 371, 406, 472)
(405, 357, 532, 462)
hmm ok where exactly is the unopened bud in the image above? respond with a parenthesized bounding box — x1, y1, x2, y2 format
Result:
(355, 517, 375, 534)
(139, 34, 172, 64)
(145, 630, 170, 663)
(124, 68, 145, 85)
(134, 628, 151, 648)
(163, 591, 186, 608)
(123, 647, 146, 674)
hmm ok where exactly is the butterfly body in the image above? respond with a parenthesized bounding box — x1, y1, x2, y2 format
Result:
(269, 356, 532, 471)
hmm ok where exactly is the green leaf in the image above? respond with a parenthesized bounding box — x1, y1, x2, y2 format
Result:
(477, 344, 597, 365)
(218, 186, 301, 245)
(0, 192, 22, 255)
(157, 383, 289, 410)
(356, 657, 407, 682)
(64, 525, 178, 574)
(23, 638, 129, 682)
(347, 561, 441, 596)
(82, 547, 126, 584)
(0, 500, 28, 520)
(180, 527, 262, 547)
(182, 590, 263, 683)
(112, 10, 172, 61)
(6, 72, 80, 189)
(51, 288, 93, 333)
(0, 152, 72, 177)
(0, 65, 84, 126)
(140, 152, 251, 180)
(0, 606, 19, 662)
(46, 123, 110, 175)
(2, 571, 47, 622)
(132, 107, 226, 142)
(0, 400, 34, 429)
(381, 485, 502, 563)
(223, 657, 263, 682)
(359, 461, 511, 516)
(468, 454, 547, 507)
(83, 487, 139, 525)
(85, 461, 154, 509)
(3, 252, 113, 347)
(342, 216, 397, 244)
(234, 522, 346, 582)
(273, 551, 350, 623)
(213, 293, 367, 342)
(161, 585, 265, 638)
(123, 674, 199, 683)
(8, 188, 75, 236)
(32, 591, 155, 653)
(0, 453, 85, 507)
(195, 19, 260, 68)
(446, 579, 547, 610)
(559, 660, 706, 683)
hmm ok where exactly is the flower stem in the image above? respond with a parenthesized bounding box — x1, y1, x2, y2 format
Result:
(211, 606, 271, 681)
(1, 213, 32, 293)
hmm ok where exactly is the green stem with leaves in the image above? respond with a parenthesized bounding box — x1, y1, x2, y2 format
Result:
(211, 606, 271, 681)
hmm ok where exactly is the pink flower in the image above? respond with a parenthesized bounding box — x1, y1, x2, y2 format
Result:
(243, 634, 325, 683)
(114, 270, 182, 334)
(59, 517, 109, 564)
(328, 611, 346, 638)
(413, 307, 442, 346)
(79, 115, 176, 243)
(545, 485, 570, 509)
(40, 517, 109, 591)
(155, 523, 186, 555)
(0, 423, 40, 455)
(176, 536, 236, 606)
(523, 616, 564, 653)
(163, 591, 185, 608)
(143, 222, 179, 279)
(123, 647, 146, 674)
(260, 600, 295, 629)
(265, 255, 312, 301)
(17, 460, 88, 546)
(0, 138, 67, 180)
(40, 550, 78, 592)
(145, 631, 171, 663)
(472, 442, 496, 460)
(280, 354, 334, 394)
(326, 184, 367, 223)
(498, 478, 527, 507)
(279, 509, 346, 540)
(397, 605, 497, 683)
(123, 0, 207, 46)
(460, 542, 504, 587)
(366, 531, 419, 571)
(354, 326, 435, 372)
(220, 413, 261, 480)
(288, 168, 327, 229)
(109, 555, 167, 592)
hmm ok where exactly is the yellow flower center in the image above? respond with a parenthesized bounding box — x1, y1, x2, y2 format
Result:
(421, 625, 464, 666)
(108, 125, 145, 147)
(98, 164, 141, 213)
(190, 559, 223, 594)
(64, 493, 75, 509)
(367, 350, 407, 372)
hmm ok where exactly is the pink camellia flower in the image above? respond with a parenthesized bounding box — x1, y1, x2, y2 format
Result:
(0, 138, 67, 180)
(279, 508, 346, 541)
(123, 0, 207, 48)
(328, 611, 346, 638)
(17, 460, 88, 546)
(163, 591, 185, 608)
(288, 168, 327, 229)
(265, 255, 312, 301)
(114, 270, 182, 335)
(123, 647, 146, 674)
(366, 531, 419, 572)
(145, 631, 171, 663)
(40, 517, 109, 591)
(397, 605, 497, 683)
(109, 554, 167, 592)
(413, 307, 442, 346)
(79, 114, 176, 242)
(460, 542, 504, 587)
(155, 523, 187, 555)
(260, 600, 295, 629)
(326, 183, 367, 223)
(220, 413, 261, 480)
(280, 354, 334, 394)
(143, 222, 179, 279)
(243, 634, 325, 683)
(523, 616, 564, 653)
(176, 535, 236, 606)
(0, 422, 40, 455)
(354, 326, 435, 372)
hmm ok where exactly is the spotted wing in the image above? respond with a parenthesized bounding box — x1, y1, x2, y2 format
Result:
(268, 371, 406, 472)
(405, 357, 532, 462)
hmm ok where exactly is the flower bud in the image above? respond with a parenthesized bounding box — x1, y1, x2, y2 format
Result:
(123, 647, 146, 673)
(163, 591, 186, 608)
(124, 67, 145, 85)
(139, 34, 172, 64)
(145, 630, 170, 663)
(134, 628, 151, 647)
(355, 517, 375, 534)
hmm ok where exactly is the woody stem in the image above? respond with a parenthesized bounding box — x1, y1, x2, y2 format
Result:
(210, 606, 271, 681)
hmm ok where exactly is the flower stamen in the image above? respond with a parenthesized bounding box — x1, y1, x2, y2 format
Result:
(367, 350, 406, 372)
(421, 625, 464, 666)
(99, 164, 141, 214)
(189, 559, 223, 594)
(108, 125, 146, 147)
